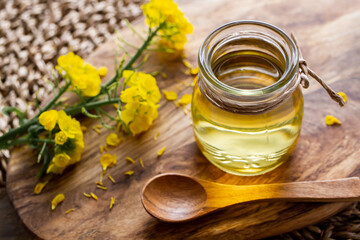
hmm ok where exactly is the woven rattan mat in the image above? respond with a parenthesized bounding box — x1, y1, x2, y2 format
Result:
(0, 1, 359, 239)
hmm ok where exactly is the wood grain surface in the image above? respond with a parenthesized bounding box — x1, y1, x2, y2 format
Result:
(6, 0, 360, 239)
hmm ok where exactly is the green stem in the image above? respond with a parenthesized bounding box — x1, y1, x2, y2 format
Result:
(0, 82, 71, 143)
(104, 26, 161, 89)
(32, 139, 55, 144)
(65, 98, 121, 115)
(0, 136, 54, 149)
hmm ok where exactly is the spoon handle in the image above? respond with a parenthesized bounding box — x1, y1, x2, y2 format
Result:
(199, 177, 360, 208)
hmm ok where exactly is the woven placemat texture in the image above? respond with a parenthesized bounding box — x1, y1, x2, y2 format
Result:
(0, 1, 359, 239)
(0, 0, 144, 185)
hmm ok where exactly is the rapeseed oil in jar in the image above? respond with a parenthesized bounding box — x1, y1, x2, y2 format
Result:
(192, 21, 303, 176)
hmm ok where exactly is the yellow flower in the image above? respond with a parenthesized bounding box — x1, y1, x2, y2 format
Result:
(106, 133, 122, 147)
(51, 193, 65, 210)
(325, 115, 341, 126)
(120, 71, 161, 135)
(176, 94, 192, 107)
(68, 136, 84, 165)
(55, 131, 68, 145)
(338, 92, 347, 103)
(122, 70, 161, 104)
(47, 111, 84, 174)
(141, 0, 193, 51)
(98, 66, 108, 77)
(39, 110, 58, 131)
(100, 153, 117, 172)
(56, 52, 101, 97)
(121, 101, 159, 135)
(163, 90, 178, 101)
(57, 110, 82, 138)
(47, 153, 71, 174)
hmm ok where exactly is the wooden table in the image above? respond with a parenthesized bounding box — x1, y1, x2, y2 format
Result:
(2, 0, 360, 239)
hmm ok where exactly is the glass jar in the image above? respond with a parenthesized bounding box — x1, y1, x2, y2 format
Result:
(192, 21, 303, 176)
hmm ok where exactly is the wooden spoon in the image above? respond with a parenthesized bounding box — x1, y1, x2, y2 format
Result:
(141, 173, 360, 222)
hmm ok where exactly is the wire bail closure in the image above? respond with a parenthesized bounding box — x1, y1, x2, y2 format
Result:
(291, 33, 345, 107)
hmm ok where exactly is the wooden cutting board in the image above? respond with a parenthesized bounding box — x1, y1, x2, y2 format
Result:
(6, 0, 360, 239)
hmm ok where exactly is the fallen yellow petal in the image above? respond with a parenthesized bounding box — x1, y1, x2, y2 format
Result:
(80, 126, 87, 132)
(125, 170, 134, 176)
(154, 131, 160, 140)
(96, 181, 103, 186)
(97, 185, 107, 191)
(113, 103, 119, 109)
(83, 193, 91, 198)
(182, 107, 190, 115)
(106, 133, 123, 147)
(34, 181, 48, 194)
(51, 193, 65, 210)
(182, 59, 193, 69)
(116, 122, 121, 132)
(338, 92, 347, 103)
(110, 197, 115, 209)
(99, 145, 104, 153)
(161, 72, 167, 79)
(158, 146, 166, 157)
(90, 192, 98, 200)
(60, 96, 69, 103)
(192, 75, 198, 86)
(125, 156, 135, 164)
(104, 145, 109, 152)
(93, 127, 101, 134)
(99, 171, 103, 182)
(176, 94, 192, 107)
(108, 174, 116, 184)
(163, 90, 178, 101)
(65, 209, 75, 214)
(190, 67, 199, 75)
(325, 115, 342, 126)
(139, 158, 144, 168)
(100, 153, 117, 172)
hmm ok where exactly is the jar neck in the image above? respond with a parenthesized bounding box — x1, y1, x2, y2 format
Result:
(198, 20, 299, 114)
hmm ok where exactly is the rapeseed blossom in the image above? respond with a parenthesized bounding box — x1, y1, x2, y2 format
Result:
(39, 110, 84, 174)
(120, 71, 160, 135)
(39, 110, 58, 131)
(142, 0, 193, 51)
(56, 52, 102, 97)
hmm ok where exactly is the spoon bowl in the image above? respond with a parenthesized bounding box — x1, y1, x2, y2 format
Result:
(141, 173, 360, 222)
(141, 174, 207, 222)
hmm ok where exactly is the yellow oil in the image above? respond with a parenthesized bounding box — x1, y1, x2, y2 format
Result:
(192, 51, 303, 176)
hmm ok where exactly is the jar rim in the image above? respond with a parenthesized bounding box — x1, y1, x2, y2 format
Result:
(198, 20, 299, 96)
